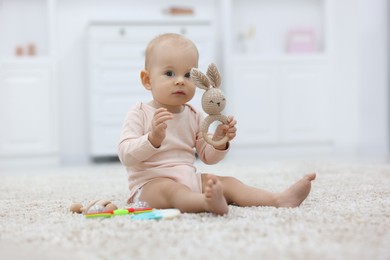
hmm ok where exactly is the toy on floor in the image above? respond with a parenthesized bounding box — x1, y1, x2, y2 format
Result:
(131, 209, 181, 220)
(190, 63, 229, 147)
(85, 207, 153, 218)
(85, 208, 181, 220)
(69, 199, 118, 214)
(70, 200, 181, 220)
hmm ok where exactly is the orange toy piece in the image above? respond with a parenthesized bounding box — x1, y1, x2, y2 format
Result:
(69, 199, 118, 214)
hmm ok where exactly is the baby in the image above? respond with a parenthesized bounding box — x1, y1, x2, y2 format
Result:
(118, 33, 316, 215)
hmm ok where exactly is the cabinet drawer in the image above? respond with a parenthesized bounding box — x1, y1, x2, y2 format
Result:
(88, 23, 211, 42)
(88, 23, 213, 64)
(90, 41, 147, 62)
(89, 66, 143, 94)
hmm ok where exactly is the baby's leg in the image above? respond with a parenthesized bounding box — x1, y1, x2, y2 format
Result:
(209, 173, 316, 207)
(139, 177, 228, 215)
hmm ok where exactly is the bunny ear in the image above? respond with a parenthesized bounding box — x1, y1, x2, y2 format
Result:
(190, 68, 210, 90)
(206, 63, 221, 88)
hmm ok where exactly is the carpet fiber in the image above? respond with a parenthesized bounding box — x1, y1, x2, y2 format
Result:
(1, 160, 389, 260)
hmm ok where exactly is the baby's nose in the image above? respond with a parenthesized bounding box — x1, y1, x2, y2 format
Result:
(175, 77, 185, 86)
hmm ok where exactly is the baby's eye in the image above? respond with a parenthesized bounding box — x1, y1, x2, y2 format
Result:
(184, 72, 191, 78)
(165, 71, 175, 77)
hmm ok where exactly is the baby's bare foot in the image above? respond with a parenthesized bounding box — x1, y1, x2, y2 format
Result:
(276, 173, 316, 208)
(204, 174, 228, 215)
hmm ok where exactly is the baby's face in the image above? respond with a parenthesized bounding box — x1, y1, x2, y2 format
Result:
(147, 41, 198, 111)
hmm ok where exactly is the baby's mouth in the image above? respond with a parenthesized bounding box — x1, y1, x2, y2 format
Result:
(173, 91, 185, 95)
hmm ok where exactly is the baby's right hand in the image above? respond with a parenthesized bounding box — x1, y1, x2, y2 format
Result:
(148, 107, 173, 148)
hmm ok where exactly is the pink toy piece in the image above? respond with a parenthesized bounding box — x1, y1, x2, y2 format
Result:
(286, 28, 317, 53)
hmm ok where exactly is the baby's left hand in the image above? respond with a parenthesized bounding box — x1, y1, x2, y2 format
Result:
(213, 116, 237, 150)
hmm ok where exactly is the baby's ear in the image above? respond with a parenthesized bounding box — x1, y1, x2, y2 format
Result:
(140, 70, 152, 90)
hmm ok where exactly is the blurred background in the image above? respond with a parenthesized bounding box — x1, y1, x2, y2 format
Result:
(0, 0, 388, 167)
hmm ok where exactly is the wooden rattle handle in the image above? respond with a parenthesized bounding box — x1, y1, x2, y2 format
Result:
(201, 115, 230, 147)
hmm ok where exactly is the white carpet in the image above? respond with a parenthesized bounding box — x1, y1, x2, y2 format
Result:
(0, 159, 389, 260)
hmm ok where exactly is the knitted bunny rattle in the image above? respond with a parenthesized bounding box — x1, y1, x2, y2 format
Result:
(190, 63, 229, 147)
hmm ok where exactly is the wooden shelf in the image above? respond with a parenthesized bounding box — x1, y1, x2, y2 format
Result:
(0, 56, 52, 65)
(0, 0, 51, 58)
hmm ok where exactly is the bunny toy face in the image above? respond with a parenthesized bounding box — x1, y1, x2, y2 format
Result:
(190, 63, 226, 116)
(201, 88, 226, 115)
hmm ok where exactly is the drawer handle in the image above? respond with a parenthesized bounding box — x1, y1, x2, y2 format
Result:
(119, 28, 126, 36)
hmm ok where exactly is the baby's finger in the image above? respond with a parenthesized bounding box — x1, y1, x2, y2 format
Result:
(155, 108, 171, 117)
(229, 119, 237, 127)
(154, 108, 172, 119)
(155, 110, 173, 119)
(228, 122, 236, 129)
(155, 107, 168, 113)
(154, 114, 173, 125)
(227, 132, 236, 140)
(154, 107, 172, 117)
(226, 126, 237, 133)
(225, 116, 235, 126)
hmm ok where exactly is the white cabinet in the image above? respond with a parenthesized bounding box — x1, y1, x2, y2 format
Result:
(231, 58, 330, 146)
(0, 60, 57, 156)
(0, 0, 58, 161)
(87, 22, 215, 157)
(223, 0, 333, 148)
(279, 62, 330, 142)
(230, 62, 280, 144)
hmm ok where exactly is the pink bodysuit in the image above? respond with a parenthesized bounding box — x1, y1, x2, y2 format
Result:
(118, 102, 229, 203)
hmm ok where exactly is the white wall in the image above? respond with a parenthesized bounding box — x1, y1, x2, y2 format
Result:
(330, 0, 361, 156)
(357, 0, 389, 158)
(54, 0, 389, 163)
(330, 0, 389, 159)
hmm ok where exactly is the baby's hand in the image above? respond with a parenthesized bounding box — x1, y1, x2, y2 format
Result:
(148, 107, 173, 148)
(213, 116, 237, 150)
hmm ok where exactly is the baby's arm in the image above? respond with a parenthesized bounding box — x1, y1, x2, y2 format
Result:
(118, 107, 171, 166)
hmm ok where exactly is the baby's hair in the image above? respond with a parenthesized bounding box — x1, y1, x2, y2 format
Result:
(144, 33, 199, 70)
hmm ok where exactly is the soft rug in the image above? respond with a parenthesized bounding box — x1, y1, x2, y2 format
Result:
(0, 159, 389, 260)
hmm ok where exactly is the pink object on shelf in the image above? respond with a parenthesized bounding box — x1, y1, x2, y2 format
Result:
(164, 6, 194, 15)
(27, 43, 36, 56)
(15, 46, 24, 56)
(286, 28, 317, 53)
